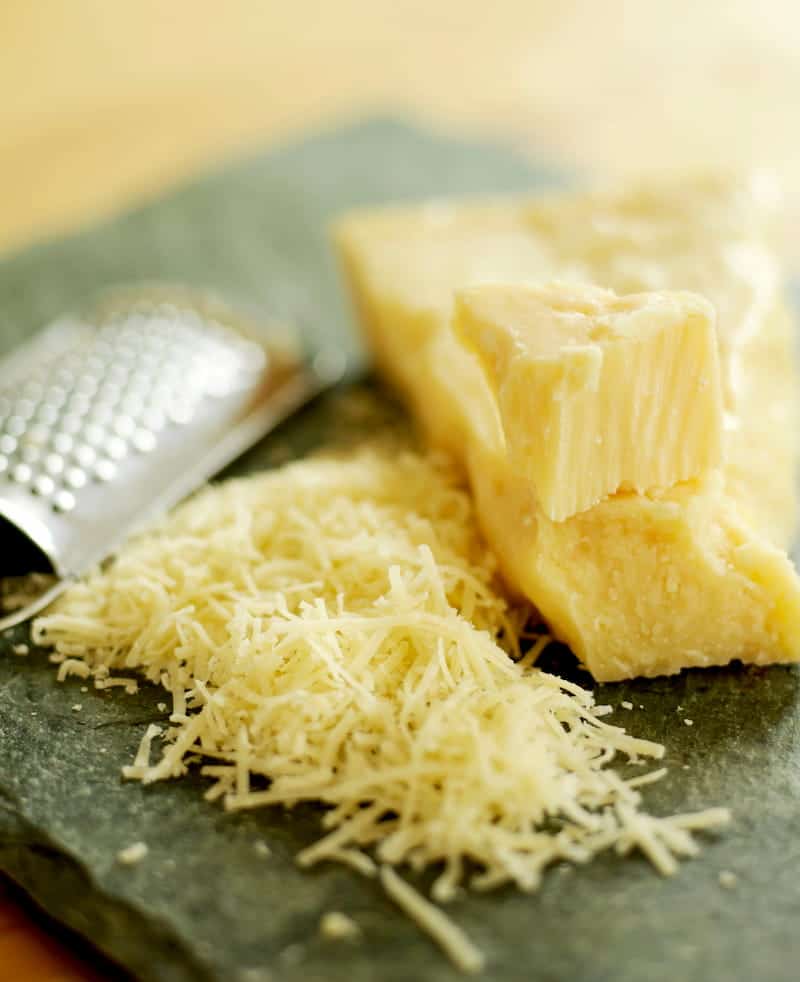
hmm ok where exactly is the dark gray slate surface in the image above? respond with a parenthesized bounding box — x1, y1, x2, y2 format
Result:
(0, 120, 799, 982)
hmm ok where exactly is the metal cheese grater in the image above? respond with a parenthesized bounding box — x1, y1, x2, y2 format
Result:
(0, 285, 343, 630)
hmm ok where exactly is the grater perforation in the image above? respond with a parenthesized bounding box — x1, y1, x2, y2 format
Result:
(0, 285, 338, 630)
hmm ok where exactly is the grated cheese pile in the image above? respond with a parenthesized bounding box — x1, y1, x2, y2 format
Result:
(33, 445, 728, 972)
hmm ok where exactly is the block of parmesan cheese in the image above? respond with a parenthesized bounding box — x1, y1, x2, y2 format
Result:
(335, 175, 800, 681)
(335, 203, 550, 447)
(454, 282, 723, 520)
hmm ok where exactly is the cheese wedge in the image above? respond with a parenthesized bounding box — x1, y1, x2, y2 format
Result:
(335, 204, 550, 452)
(335, 175, 800, 681)
(454, 283, 723, 520)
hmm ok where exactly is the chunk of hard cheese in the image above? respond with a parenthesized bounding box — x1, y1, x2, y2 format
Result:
(469, 451, 800, 681)
(335, 174, 800, 681)
(454, 283, 723, 520)
(335, 204, 550, 455)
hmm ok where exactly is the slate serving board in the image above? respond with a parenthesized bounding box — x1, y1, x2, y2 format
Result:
(1, 119, 799, 982)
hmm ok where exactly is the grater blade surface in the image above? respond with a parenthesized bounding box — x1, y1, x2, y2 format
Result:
(0, 286, 338, 629)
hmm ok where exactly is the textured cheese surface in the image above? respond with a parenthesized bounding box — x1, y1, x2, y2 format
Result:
(336, 205, 548, 459)
(33, 446, 729, 970)
(335, 175, 800, 681)
(455, 282, 723, 520)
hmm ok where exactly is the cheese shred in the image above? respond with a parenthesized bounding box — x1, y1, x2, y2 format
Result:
(33, 445, 729, 972)
(380, 866, 484, 974)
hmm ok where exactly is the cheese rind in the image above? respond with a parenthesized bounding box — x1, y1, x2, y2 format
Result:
(335, 175, 800, 681)
(454, 283, 723, 520)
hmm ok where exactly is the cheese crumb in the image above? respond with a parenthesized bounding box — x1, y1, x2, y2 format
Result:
(117, 842, 148, 866)
(319, 911, 360, 941)
(719, 870, 738, 889)
(95, 677, 139, 694)
(12, 643, 29, 656)
(621, 701, 633, 710)
(56, 658, 91, 681)
(254, 841, 271, 858)
(684, 719, 694, 727)
(71, 704, 82, 712)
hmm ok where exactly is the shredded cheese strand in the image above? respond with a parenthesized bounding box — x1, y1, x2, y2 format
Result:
(380, 866, 485, 974)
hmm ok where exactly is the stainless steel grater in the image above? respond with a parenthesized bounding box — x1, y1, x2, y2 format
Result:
(0, 285, 344, 630)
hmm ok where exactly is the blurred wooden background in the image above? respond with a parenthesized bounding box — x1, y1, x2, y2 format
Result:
(1, 0, 799, 978)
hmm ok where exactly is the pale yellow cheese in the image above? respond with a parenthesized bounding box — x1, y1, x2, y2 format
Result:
(335, 175, 800, 681)
(525, 176, 798, 546)
(34, 444, 731, 971)
(454, 282, 723, 520)
(336, 203, 549, 459)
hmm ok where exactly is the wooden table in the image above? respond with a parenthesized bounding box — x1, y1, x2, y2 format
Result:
(2, 1, 799, 977)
